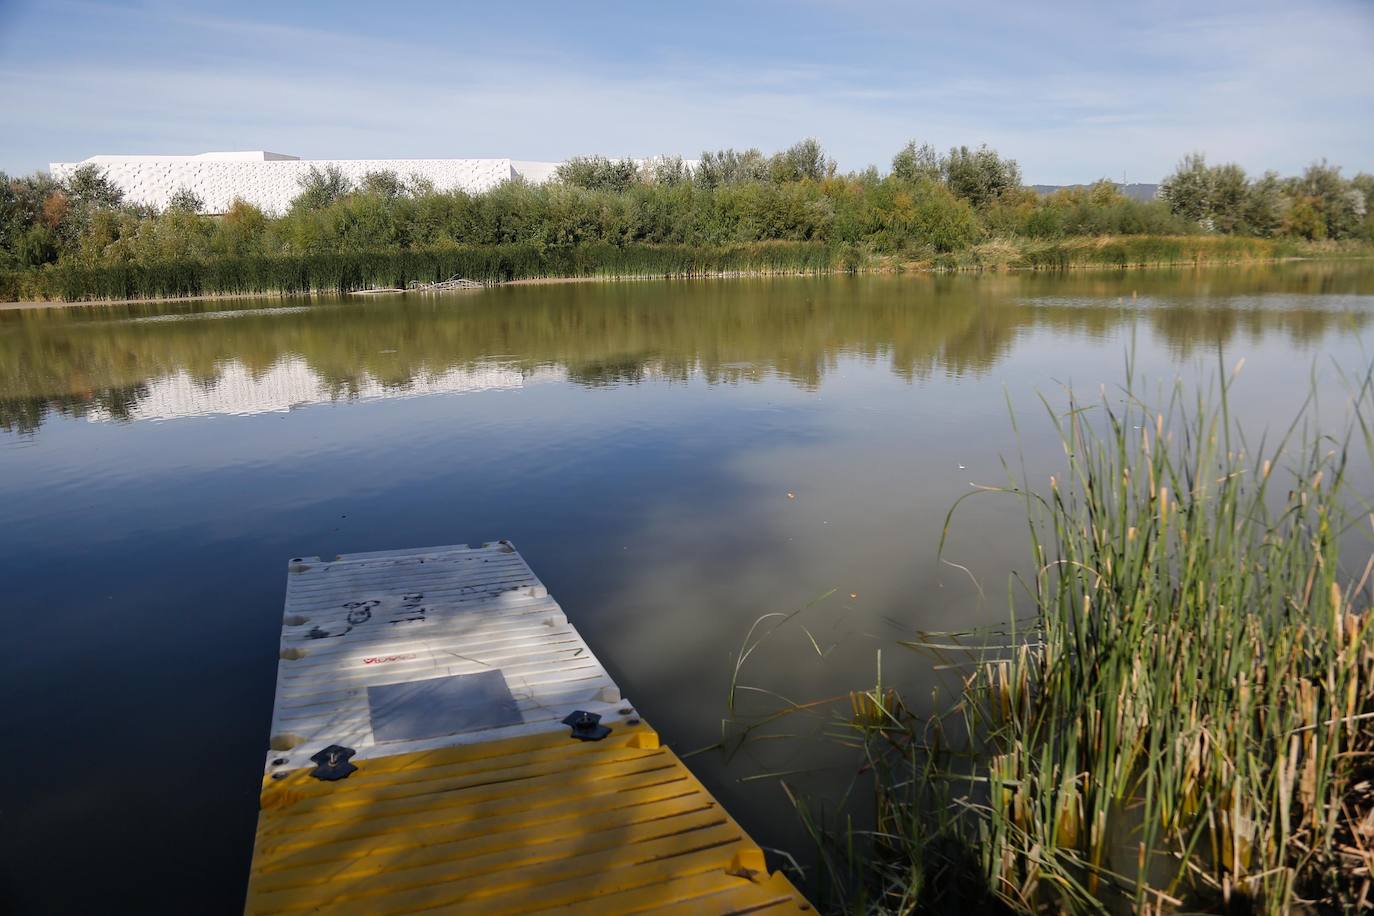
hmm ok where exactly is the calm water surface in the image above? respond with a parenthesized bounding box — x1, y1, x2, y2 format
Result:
(3, 264, 1374, 912)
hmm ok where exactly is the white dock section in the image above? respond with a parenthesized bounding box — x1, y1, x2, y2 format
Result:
(265, 541, 624, 777)
(248, 540, 813, 914)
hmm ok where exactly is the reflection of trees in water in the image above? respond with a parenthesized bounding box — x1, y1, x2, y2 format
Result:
(568, 358, 657, 387)
(0, 383, 151, 433)
(0, 398, 46, 434)
(1148, 304, 1366, 359)
(2, 262, 1371, 433)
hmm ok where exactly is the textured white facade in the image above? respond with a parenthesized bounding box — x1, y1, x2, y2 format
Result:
(48, 151, 562, 214)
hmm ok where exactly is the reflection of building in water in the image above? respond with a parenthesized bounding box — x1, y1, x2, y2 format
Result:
(86, 358, 564, 422)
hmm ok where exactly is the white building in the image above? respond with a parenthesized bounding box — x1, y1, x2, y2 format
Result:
(47, 151, 565, 214)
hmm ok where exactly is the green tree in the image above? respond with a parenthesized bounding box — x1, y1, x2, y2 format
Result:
(213, 199, 269, 257)
(404, 173, 437, 197)
(1160, 153, 1213, 225)
(1284, 196, 1326, 240)
(863, 177, 979, 252)
(291, 165, 353, 211)
(941, 145, 1021, 209)
(1244, 171, 1286, 237)
(359, 170, 405, 198)
(1352, 174, 1374, 240)
(51, 164, 127, 248)
(1208, 163, 1248, 233)
(63, 164, 124, 209)
(910, 180, 980, 251)
(1294, 160, 1360, 239)
(1086, 179, 1125, 207)
(0, 173, 44, 268)
(645, 156, 690, 186)
(890, 141, 941, 184)
(694, 148, 769, 189)
(17, 224, 58, 267)
(165, 187, 205, 214)
(554, 156, 641, 194)
(767, 139, 835, 183)
(1022, 201, 1067, 239)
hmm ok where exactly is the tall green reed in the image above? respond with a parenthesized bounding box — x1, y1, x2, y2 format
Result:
(18, 242, 837, 301)
(784, 360, 1374, 913)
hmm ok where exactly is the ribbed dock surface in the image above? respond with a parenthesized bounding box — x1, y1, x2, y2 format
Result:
(247, 542, 812, 914)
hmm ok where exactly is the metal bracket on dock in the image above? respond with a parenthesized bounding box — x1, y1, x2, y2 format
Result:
(562, 710, 611, 742)
(309, 745, 358, 781)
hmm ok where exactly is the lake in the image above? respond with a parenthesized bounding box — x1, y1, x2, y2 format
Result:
(3, 263, 1373, 912)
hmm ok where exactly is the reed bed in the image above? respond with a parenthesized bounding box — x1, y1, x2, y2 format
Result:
(9, 238, 1367, 304)
(7, 242, 837, 302)
(791, 363, 1374, 913)
(1010, 235, 1279, 269)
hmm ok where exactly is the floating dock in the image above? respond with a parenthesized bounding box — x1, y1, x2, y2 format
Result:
(246, 541, 812, 914)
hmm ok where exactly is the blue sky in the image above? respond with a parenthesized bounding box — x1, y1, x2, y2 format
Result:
(0, 0, 1370, 184)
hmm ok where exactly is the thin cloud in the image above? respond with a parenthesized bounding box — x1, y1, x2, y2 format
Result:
(1, 0, 1369, 183)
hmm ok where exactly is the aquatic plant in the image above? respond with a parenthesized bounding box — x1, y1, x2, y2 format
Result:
(19, 241, 836, 300)
(761, 361, 1374, 912)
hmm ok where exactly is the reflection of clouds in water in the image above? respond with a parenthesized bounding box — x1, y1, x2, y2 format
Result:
(565, 366, 1014, 747)
(565, 323, 1374, 818)
(555, 370, 1017, 854)
(83, 358, 566, 422)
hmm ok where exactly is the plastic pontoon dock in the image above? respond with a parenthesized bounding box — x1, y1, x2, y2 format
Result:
(245, 541, 812, 914)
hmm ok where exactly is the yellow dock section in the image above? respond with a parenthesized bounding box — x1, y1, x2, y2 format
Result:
(246, 543, 812, 914)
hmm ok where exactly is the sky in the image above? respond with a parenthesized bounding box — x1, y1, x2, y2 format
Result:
(0, 0, 1370, 185)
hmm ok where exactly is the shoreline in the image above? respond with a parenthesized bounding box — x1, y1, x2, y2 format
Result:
(1, 254, 1367, 313)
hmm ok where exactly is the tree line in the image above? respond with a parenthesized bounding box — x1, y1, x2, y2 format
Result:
(1, 140, 1370, 276)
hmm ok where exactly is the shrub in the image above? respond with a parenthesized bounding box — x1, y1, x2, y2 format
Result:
(63, 164, 125, 208)
(290, 165, 353, 212)
(890, 141, 941, 184)
(768, 139, 836, 183)
(165, 187, 205, 214)
(694, 148, 770, 189)
(554, 156, 641, 194)
(941, 144, 1022, 209)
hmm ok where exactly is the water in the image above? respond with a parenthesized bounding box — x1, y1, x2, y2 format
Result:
(3, 263, 1373, 912)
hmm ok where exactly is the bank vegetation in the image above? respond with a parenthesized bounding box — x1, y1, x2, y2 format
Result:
(2, 141, 1372, 301)
(744, 366, 1374, 913)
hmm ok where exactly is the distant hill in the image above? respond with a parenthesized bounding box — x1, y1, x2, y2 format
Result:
(1032, 183, 1159, 202)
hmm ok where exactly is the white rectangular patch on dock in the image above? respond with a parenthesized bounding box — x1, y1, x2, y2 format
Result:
(265, 541, 623, 775)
